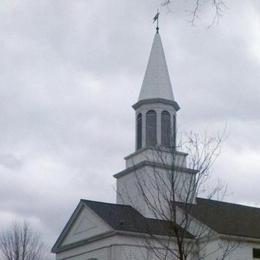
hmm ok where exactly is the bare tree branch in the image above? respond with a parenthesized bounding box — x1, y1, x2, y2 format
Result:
(119, 129, 238, 259)
(160, 0, 228, 26)
(0, 222, 44, 260)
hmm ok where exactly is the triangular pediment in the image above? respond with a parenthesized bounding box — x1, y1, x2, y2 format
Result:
(52, 201, 112, 252)
(62, 205, 112, 247)
(73, 211, 98, 235)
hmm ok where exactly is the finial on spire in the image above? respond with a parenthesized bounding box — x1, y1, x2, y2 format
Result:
(153, 10, 160, 33)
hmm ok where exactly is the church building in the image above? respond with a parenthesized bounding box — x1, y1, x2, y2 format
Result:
(52, 27, 260, 260)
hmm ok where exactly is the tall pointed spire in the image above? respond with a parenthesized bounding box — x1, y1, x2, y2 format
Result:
(133, 30, 180, 151)
(138, 32, 174, 102)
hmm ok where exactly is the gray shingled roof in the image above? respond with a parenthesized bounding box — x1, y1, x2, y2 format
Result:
(180, 198, 260, 239)
(52, 198, 260, 253)
(82, 199, 193, 238)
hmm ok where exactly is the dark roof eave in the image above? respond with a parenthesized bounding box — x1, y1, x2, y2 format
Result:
(52, 230, 117, 254)
(52, 228, 194, 254)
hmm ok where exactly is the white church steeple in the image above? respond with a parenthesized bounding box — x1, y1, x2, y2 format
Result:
(138, 32, 174, 101)
(133, 31, 180, 150)
(115, 30, 196, 218)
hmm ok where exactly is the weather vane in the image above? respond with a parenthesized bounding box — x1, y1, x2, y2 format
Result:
(153, 9, 160, 33)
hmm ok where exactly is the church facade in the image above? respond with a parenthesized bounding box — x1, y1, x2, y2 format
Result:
(52, 31, 260, 260)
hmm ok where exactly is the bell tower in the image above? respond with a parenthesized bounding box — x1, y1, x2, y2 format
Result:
(114, 31, 197, 219)
(133, 31, 180, 150)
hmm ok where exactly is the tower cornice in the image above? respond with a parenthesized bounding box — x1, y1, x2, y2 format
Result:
(133, 98, 180, 111)
(113, 161, 198, 179)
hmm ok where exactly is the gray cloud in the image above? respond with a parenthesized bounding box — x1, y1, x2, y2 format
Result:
(0, 154, 22, 169)
(0, 0, 259, 258)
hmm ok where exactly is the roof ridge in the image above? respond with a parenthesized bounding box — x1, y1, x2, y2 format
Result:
(197, 197, 260, 210)
(81, 199, 142, 209)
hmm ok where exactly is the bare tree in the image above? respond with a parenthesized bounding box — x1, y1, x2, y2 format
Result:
(118, 130, 240, 260)
(160, 0, 227, 26)
(0, 222, 44, 260)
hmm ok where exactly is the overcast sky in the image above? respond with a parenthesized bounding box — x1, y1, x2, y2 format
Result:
(0, 0, 260, 258)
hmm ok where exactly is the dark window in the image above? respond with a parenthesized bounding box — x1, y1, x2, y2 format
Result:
(161, 111, 171, 147)
(137, 113, 142, 150)
(146, 110, 157, 146)
(172, 115, 176, 149)
(253, 248, 260, 258)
